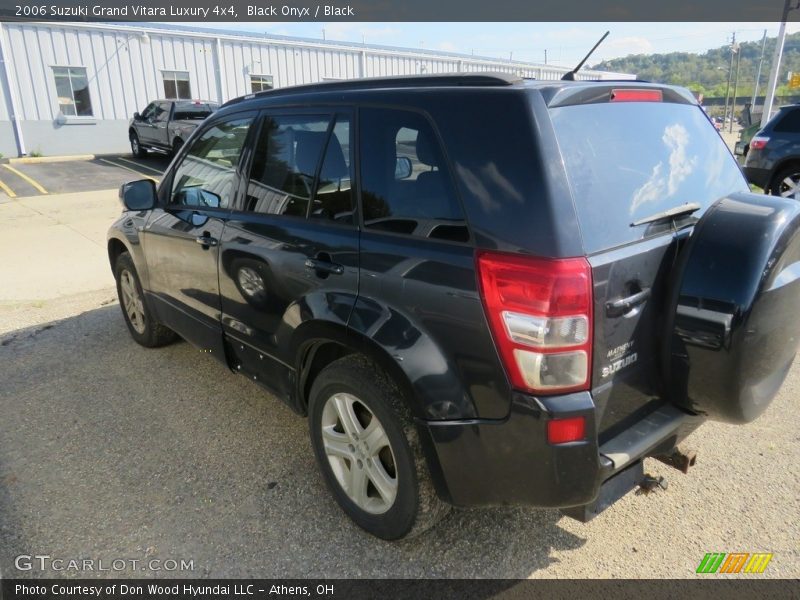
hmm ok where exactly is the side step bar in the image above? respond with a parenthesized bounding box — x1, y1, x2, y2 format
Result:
(600, 404, 694, 473)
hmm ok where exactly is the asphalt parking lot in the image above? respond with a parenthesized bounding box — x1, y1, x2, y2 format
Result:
(0, 165, 797, 582)
(0, 154, 170, 199)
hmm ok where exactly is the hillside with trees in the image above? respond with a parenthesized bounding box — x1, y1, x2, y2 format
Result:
(592, 32, 800, 99)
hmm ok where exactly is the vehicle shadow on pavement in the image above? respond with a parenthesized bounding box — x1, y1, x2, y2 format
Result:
(0, 306, 586, 579)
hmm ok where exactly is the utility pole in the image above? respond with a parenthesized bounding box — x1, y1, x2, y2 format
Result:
(723, 32, 736, 126)
(752, 29, 768, 108)
(544, 49, 548, 65)
(762, 0, 798, 128)
(730, 42, 741, 133)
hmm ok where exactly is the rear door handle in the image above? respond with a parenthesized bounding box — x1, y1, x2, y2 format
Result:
(606, 288, 651, 317)
(195, 234, 218, 247)
(304, 258, 344, 275)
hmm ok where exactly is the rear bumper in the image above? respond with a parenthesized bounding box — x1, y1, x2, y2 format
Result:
(742, 166, 771, 189)
(418, 392, 703, 508)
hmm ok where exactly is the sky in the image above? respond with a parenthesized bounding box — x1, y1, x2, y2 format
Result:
(180, 22, 800, 67)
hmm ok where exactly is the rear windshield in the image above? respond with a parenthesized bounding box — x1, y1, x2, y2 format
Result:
(550, 102, 748, 253)
(173, 102, 218, 120)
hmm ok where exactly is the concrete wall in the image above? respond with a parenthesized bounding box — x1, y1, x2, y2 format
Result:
(20, 119, 131, 156)
(0, 22, 635, 157)
(0, 121, 16, 157)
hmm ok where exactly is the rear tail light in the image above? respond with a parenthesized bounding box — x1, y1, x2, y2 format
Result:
(547, 417, 587, 444)
(610, 89, 663, 103)
(750, 136, 769, 151)
(476, 251, 593, 395)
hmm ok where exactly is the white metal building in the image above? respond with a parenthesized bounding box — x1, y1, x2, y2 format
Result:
(0, 22, 635, 157)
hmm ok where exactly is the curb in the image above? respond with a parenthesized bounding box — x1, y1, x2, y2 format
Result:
(8, 154, 96, 165)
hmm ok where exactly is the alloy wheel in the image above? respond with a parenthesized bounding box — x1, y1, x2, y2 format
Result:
(776, 173, 800, 199)
(120, 270, 146, 334)
(320, 392, 398, 514)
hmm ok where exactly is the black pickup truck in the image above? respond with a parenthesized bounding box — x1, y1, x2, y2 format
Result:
(128, 99, 219, 158)
(109, 74, 800, 540)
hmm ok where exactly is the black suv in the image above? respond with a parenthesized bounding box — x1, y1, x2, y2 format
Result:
(108, 74, 800, 540)
(743, 104, 800, 195)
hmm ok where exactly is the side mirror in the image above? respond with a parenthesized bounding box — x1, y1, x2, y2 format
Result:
(119, 179, 157, 211)
(395, 156, 413, 180)
(133, 112, 141, 121)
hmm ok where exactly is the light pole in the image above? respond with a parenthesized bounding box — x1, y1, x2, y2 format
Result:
(723, 32, 736, 127)
(730, 42, 741, 133)
(752, 29, 768, 109)
(762, 0, 799, 128)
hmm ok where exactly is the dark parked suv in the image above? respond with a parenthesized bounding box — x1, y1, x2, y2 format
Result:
(743, 104, 800, 195)
(108, 74, 800, 540)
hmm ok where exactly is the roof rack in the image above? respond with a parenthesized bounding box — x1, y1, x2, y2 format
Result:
(222, 72, 523, 108)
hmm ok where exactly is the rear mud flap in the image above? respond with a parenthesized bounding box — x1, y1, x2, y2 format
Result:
(561, 461, 644, 523)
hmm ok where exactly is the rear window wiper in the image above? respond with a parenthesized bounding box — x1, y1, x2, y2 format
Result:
(630, 202, 701, 227)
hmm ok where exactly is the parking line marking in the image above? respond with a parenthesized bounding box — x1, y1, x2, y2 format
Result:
(98, 158, 159, 182)
(0, 176, 17, 198)
(2, 164, 48, 194)
(115, 156, 164, 175)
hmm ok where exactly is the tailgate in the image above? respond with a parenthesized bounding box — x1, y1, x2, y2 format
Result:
(548, 88, 749, 441)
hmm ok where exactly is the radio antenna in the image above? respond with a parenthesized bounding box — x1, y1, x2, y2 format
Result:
(562, 31, 610, 80)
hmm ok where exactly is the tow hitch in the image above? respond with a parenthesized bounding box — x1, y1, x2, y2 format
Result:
(654, 445, 697, 474)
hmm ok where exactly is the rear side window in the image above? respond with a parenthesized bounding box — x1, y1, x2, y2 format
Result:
(550, 102, 748, 253)
(359, 107, 468, 242)
(772, 108, 800, 133)
(173, 101, 218, 121)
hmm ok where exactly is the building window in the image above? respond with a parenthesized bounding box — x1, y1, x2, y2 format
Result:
(52, 67, 93, 116)
(250, 74, 274, 93)
(162, 70, 191, 100)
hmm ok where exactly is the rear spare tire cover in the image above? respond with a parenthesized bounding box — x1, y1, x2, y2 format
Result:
(665, 192, 800, 423)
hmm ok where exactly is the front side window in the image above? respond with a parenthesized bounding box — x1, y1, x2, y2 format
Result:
(243, 115, 332, 217)
(162, 70, 191, 100)
(358, 107, 466, 241)
(140, 102, 156, 121)
(153, 102, 171, 123)
(52, 67, 93, 116)
(171, 116, 254, 209)
(250, 75, 274, 93)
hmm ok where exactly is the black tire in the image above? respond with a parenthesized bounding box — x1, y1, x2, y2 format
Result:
(130, 132, 148, 158)
(767, 165, 800, 198)
(114, 252, 177, 348)
(308, 355, 450, 540)
(172, 138, 184, 158)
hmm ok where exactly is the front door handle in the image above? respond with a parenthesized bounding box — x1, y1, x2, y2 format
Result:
(195, 234, 218, 248)
(606, 287, 651, 317)
(304, 258, 344, 275)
